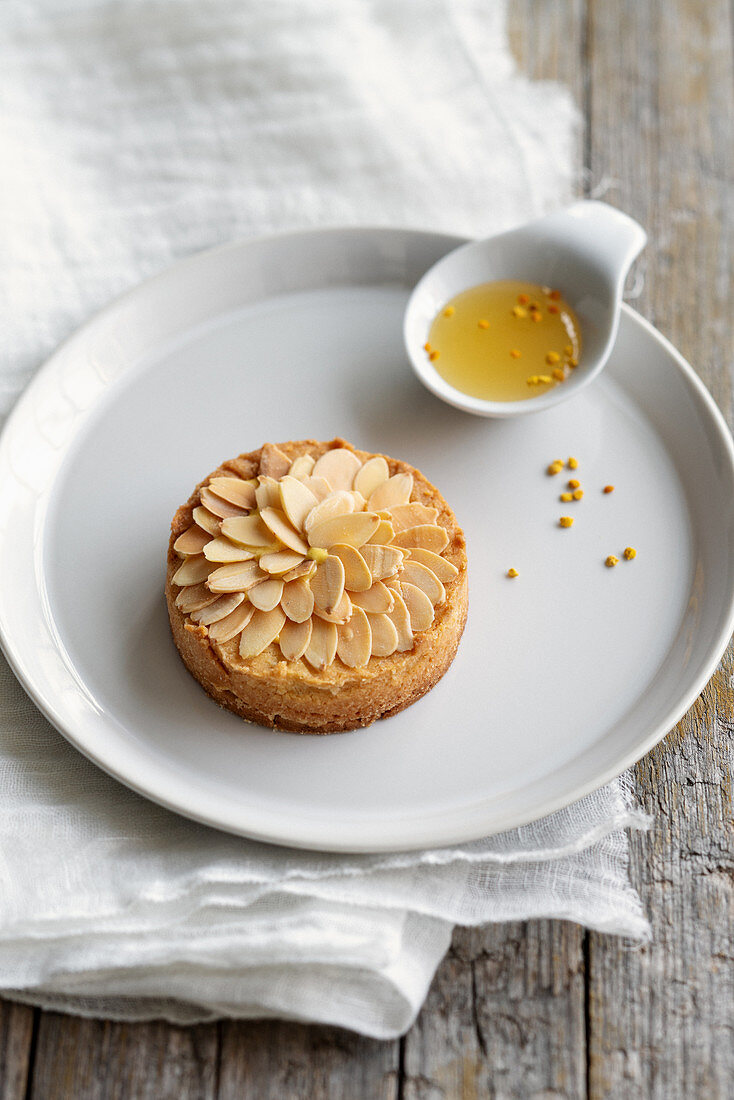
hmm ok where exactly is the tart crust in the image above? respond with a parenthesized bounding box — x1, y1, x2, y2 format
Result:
(166, 439, 468, 734)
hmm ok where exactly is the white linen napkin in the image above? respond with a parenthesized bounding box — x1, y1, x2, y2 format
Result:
(0, 0, 649, 1039)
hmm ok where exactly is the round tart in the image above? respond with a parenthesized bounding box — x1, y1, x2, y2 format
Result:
(166, 439, 468, 734)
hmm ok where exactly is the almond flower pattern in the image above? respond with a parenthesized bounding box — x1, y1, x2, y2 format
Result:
(171, 444, 459, 671)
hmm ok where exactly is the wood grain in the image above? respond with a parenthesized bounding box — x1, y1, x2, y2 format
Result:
(0, 1001, 35, 1100)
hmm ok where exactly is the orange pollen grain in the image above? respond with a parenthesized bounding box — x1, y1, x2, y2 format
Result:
(603, 485, 615, 494)
(478, 319, 490, 329)
(510, 348, 521, 358)
(568, 479, 580, 489)
(429, 350, 440, 361)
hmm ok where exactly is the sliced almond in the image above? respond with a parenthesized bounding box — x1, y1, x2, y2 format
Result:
(400, 581, 434, 632)
(260, 507, 310, 554)
(386, 591, 414, 651)
(349, 581, 394, 614)
(383, 575, 402, 591)
(204, 538, 256, 563)
(208, 477, 257, 510)
(400, 561, 446, 606)
(307, 512, 380, 550)
(288, 454, 316, 481)
(359, 544, 403, 581)
(258, 549, 306, 575)
(312, 447, 362, 490)
(248, 577, 284, 612)
(172, 555, 212, 587)
(175, 583, 219, 613)
(388, 502, 439, 532)
(207, 560, 264, 593)
(407, 547, 459, 582)
(311, 555, 346, 615)
(282, 559, 317, 583)
(313, 590, 352, 624)
(392, 524, 449, 554)
(174, 526, 211, 556)
(368, 472, 413, 511)
(336, 607, 372, 668)
(278, 617, 312, 660)
(279, 476, 318, 530)
(330, 544, 371, 592)
(199, 486, 248, 520)
(280, 578, 315, 623)
(255, 476, 282, 510)
(354, 455, 390, 499)
(239, 606, 286, 658)
(221, 514, 274, 548)
(367, 613, 399, 657)
(349, 490, 367, 510)
(208, 601, 254, 643)
(303, 618, 338, 671)
(366, 518, 395, 545)
(192, 506, 221, 538)
(304, 491, 356, 532)
(190, 592, 244, 626)
(302, 476, 333, 501)
(259, 443, 291, 479)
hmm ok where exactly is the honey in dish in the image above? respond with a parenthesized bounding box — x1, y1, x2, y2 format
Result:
(426, 280, 581, 402)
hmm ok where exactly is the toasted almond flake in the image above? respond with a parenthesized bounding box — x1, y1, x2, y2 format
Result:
(302, 476, 333, 501)
(172, 555, 212, 587)
(366, 613, 399, 657)
(260, 507, 310, 554)
(312, 448, 362, 491)
(353, 455, 390, 498)
(190, 592, 245, 625)
(386, 591, 414, 651)
(383, 575, 402, 591)
(278, 617, 312, 660)
(207, 560, 264, 593)
(368, 473, 413, 511)
(203, 538, 256, 563)
(248, 577, 285, 612)
(208, 477, 257, 510)
(311, 555, 346, 615)
(359, 544, 403, 581)
(388, 503, 439, 532)
(288, 454, 316, 480)
(336, 607, 372, 668)
(304, 491, 356, 532)
(280, 578, 315, 623)
(407, 547, 459, 582)
(175, 583, 219, 613)
(350, 581, 394, 614)
(307, 511, 380, 550)
(349, 490, 367, 510)
(279, 476, 319, 529)
(199, 486, 248, 520)
(192, 506, 221, 537)
(174, 526, 211, 556)
(208, 601, 255, 642)
(259, 443, 291, 479)
(258, 549, 306, 575)
(312, 591, 352, 624)
(303, 618, 338, 671)
(221, 514, 274, 548)
(366, 519, 395, 545)
(239, 607, 286, 658)
(400, 561, 446, 605)
(330, 544, 372, 592)
(282, 559, 317, 583)
(392, 524, 449, 553)
(255, 476, 282, 510)
(400, 581, 435, 631)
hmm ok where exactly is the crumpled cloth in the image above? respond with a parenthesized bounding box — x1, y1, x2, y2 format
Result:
(0, 0, 649, 1039)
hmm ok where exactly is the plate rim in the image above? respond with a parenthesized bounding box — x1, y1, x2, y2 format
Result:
(1, 225, 733, 852)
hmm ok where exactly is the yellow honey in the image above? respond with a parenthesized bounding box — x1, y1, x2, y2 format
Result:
(427, 280, 581, 402)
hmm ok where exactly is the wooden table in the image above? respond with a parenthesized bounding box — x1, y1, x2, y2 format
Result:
(1, 2, 731, 1096)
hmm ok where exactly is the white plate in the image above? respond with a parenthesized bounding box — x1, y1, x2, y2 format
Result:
(1, 228, 733, 853)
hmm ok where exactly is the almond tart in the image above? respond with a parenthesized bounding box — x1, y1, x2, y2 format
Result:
(166, 439, 468, 734)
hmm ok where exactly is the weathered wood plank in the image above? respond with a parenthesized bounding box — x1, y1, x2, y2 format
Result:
(403, 923, 587, 1100)
(586, 0, 734, 1096)
(0, 999, 34, 1100)
(28, 1014, 219, 1100)
(216, 1020, 399, 1099)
